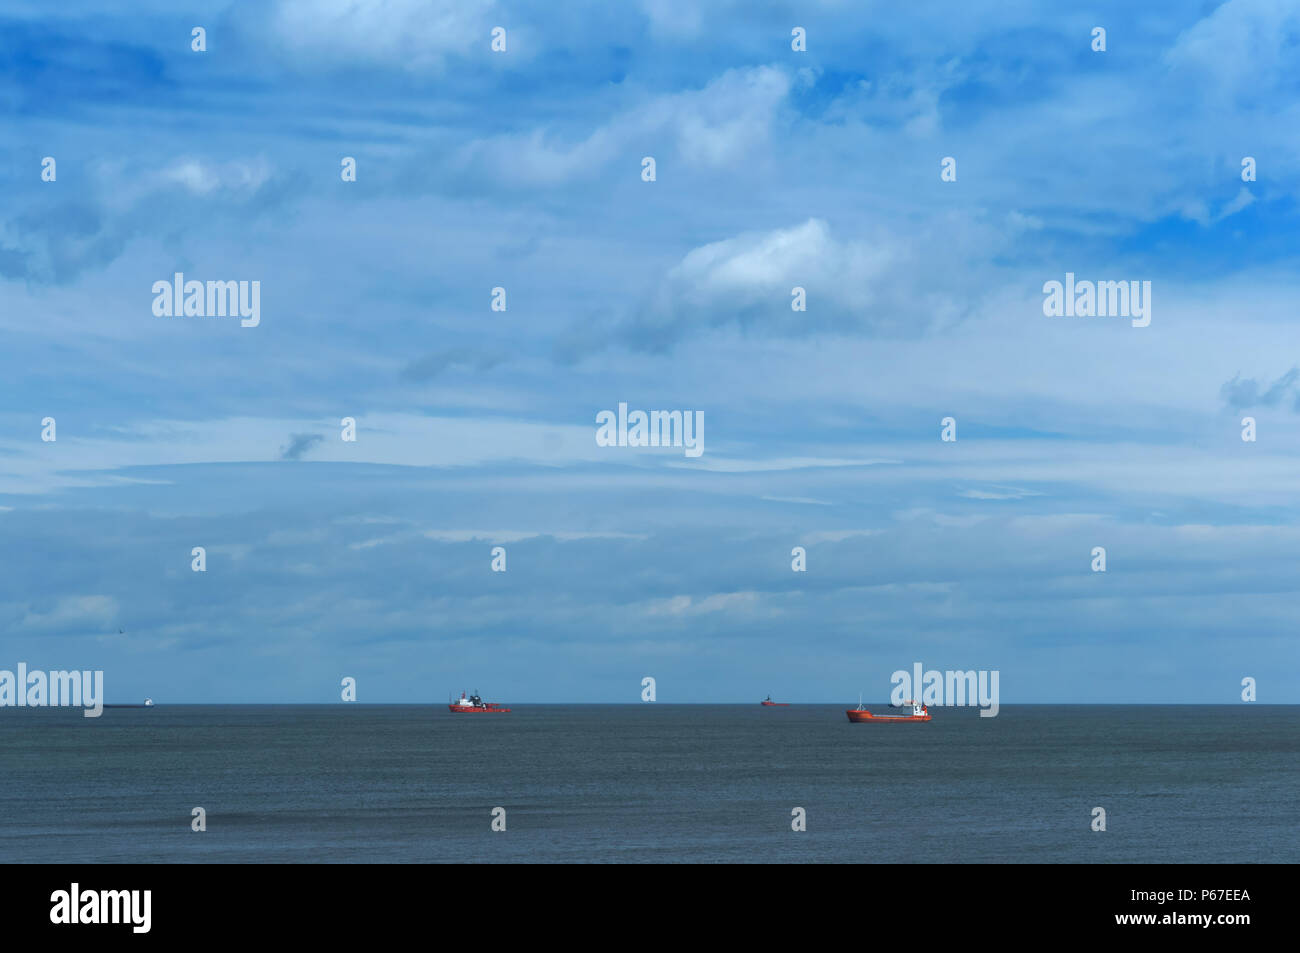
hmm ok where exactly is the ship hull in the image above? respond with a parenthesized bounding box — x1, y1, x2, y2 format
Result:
(760, 701, 789, 706)
(448, 704, 511, 713)
(845, 710, 929, 723)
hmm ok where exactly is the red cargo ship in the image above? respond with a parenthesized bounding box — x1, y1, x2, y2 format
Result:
(448, 691, 511, 713)
(846, 697, 929, 723)
(760, 695, 789, 706)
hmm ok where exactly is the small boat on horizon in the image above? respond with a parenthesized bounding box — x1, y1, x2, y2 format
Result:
(448, 691, 511, 713)
(760, 695, 789, 706)
(846, 696, 930, 723)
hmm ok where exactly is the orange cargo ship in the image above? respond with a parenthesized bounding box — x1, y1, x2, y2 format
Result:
(760, 695, 789, 706)
(448, 691, 511, 713)
(846, 698, 930, 723)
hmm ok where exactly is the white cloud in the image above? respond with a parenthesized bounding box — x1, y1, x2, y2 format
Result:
(638, 0, 706, 38)
(1166, 0, 1300, 100)
(19, 595, 119, 631)
(644, 591, 762, 616)
(626, 214, 992, 347)
(421, 529, 646, 543)
(457, 66, 792, 185)
(674, 455, 900, 473)
(660, 66, 792, 166)
(0, 413, 614, 494)
(959, 486, 1043, 501)
(161, 158, 273, 196)
(272, 0, 499, 71)
(801, 530, 883, 544)
(1180, 187, 1257, 227)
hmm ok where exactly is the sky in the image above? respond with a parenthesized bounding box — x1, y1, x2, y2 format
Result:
(1, 0, 1298, 703)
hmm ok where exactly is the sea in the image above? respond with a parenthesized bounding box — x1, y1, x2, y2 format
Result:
(2, 704, 1295, 863)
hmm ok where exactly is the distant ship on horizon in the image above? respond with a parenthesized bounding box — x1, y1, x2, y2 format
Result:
(846, 697, 930, 723)
(448, 691, 510, 713)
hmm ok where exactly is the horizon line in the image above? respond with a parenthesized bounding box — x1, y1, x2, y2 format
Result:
(51, 701, 1298, 707)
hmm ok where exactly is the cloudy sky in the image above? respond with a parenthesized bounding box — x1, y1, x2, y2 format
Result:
(2, 0, 1298, 703)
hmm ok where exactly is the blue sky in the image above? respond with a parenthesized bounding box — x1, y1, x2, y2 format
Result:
(2, 0, 1299, 703)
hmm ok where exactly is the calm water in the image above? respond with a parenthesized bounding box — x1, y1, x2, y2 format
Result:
(1, 705, 1295, 863)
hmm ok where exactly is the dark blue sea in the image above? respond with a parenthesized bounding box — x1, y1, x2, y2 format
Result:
(2, 705, 1295, 863)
